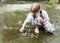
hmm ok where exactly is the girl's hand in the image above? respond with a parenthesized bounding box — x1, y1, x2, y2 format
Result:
(19, 28, 24, 33)
(40, 17, 44, 22)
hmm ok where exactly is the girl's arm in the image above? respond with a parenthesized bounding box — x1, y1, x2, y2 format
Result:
(19, 21, 27, 32)
(43, 18, 49, 22)
(19, 13, 31, 32)
(42, 10, 49, 22)
(40, 17, 49, 23)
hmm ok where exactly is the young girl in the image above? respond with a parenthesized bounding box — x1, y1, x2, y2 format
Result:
(19, 3, 55, 34)
(35, 10, 55, 34)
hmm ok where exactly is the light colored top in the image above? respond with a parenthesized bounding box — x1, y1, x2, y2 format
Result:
(25, 10, 49, 25)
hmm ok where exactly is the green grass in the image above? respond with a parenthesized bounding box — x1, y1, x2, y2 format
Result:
(1, 4, 60, 43)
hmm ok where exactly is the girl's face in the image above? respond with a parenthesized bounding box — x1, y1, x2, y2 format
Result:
(32, 10, 40, 16)
(32, 12, 37, 16)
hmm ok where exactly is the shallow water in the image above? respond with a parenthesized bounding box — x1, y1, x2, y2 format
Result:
(1, 4, 60, 43)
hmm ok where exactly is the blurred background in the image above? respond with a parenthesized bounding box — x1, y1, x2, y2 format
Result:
(0, 0, 60, 4)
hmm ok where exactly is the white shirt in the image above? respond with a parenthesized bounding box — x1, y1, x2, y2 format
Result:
(25, 10, 49, 25)
(41, 10, 49, 20)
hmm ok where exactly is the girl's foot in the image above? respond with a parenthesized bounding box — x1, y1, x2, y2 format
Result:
(34, 28, 39, 34)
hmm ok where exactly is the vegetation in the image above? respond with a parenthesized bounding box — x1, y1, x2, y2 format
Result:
(1, 3, 60, 43)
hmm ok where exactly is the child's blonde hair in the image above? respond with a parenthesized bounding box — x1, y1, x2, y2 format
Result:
(30, 3, 40, 12)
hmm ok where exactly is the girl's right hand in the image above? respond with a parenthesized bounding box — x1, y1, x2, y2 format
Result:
(19, 28, 24, 33)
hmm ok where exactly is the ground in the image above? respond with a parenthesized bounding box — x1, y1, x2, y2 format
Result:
(0, 3, 60, 43)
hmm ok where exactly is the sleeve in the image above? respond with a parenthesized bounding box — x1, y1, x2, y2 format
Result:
(42, 10, 49, 20)
(25, 13, 32, 23)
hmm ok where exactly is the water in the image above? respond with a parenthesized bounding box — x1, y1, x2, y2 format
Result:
(1, 4, 60, 43)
